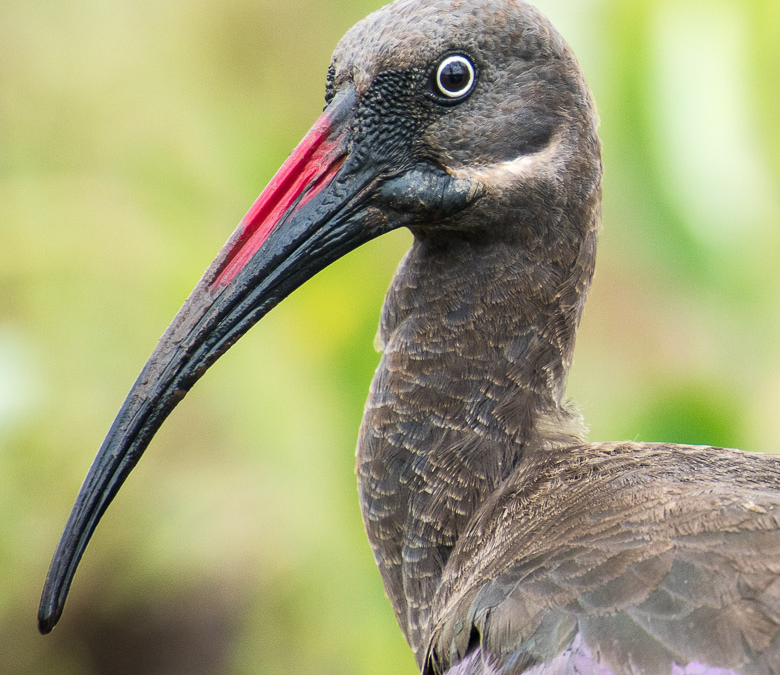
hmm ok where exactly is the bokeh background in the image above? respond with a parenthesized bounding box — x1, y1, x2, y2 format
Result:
(2, 0, 779, 673)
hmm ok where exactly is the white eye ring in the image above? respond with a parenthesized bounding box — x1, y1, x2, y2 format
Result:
(435, 54, 476, 99)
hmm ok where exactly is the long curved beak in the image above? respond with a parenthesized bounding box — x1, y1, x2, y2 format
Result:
(38, 85, 388, 633)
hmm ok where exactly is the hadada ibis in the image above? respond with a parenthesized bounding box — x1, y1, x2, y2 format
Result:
(39, 0, 780, 673)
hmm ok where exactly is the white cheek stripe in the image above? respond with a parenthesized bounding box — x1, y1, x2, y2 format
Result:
(449, 134, 563, 187)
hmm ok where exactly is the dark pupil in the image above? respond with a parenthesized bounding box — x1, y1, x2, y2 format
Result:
(441, 62, 467, 91)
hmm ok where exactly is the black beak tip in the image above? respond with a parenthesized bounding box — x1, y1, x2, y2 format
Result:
(38, 571, 67, 635)
(38, 605, 59, 635)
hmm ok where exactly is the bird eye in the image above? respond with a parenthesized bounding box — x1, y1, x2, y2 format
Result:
(433, 54, 476, 100)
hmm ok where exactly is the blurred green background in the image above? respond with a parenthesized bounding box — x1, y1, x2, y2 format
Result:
(2, 0, 779, 673)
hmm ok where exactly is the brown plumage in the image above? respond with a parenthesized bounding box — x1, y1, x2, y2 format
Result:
(426, 443, 780, 673)
(39, 0, 780, 673)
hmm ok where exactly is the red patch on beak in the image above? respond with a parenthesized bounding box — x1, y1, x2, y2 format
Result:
(213, 112, 346, 287)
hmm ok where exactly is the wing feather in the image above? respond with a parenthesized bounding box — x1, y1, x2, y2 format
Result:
(424, 443, 780, 675)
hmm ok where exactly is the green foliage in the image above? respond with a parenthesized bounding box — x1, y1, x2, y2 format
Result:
(1, 0, 778, 673)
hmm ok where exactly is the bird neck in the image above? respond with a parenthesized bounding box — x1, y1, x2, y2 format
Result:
(356, 227, 595, 657)
(375, 233, 588, 433)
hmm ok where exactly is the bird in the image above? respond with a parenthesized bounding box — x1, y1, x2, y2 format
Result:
(39, 0, 780, 673)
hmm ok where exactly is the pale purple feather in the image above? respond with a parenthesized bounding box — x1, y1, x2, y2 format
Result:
(444, 633, 741, 675)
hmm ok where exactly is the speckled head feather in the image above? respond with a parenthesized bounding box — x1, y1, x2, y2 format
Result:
(332, 0, 599, 179)
(333, 0, 572, 93)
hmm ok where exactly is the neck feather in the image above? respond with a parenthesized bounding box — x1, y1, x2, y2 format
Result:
(356, 222, 596, 660)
